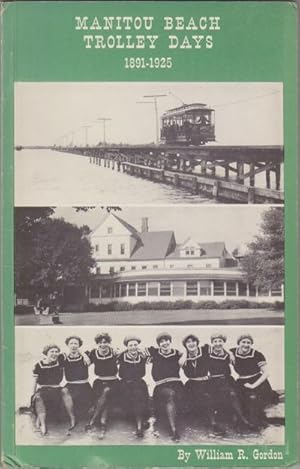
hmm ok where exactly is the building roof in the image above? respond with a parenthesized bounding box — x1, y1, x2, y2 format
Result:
(167, 242, 227, 259)
(130, 231, 175, 260)
(90, 212, 140, 240)
(112, 214, 140, 240)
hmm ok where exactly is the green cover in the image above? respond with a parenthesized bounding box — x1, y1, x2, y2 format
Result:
(0, 1, 298, 467)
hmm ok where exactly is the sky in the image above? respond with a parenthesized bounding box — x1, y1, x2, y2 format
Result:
(15, 82, 283, 146)
(52, 205, 272, 253)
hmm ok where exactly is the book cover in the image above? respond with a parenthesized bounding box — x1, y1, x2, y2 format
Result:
(0, 1, 298, 468)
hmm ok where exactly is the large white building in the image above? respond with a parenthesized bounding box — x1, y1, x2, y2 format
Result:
(88, 213, 283, 303)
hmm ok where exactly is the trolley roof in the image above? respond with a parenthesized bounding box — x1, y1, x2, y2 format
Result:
(162, 103, 214, 118)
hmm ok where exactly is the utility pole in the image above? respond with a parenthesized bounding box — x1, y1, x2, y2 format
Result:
(97, 118, 111, 146)
(82, 125, 91, 146)
(137, 94, 166, 144)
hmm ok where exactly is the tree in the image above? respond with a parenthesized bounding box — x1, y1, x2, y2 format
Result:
(15, 211, 95, 298)
(240, 207, 284, 290)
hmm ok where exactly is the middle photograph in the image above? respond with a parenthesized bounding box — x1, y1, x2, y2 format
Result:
(15, 205, 284, 327)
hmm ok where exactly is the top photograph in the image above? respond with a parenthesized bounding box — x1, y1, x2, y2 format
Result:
(15, 82, 284, 206)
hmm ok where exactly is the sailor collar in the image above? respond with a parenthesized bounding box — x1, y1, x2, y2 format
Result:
(66, 353, 83, 362)
(124, 351, 142, 364)
(158, 348, 176, 358)
(187, 347, 202, 360)
(96, 348, 113, 360)
(39, 359, 60, 368)
(209, 346, 229, 360)
(235, 347, 255, 359)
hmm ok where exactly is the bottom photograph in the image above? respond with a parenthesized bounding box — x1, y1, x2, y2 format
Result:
(15, 325, 284, 446)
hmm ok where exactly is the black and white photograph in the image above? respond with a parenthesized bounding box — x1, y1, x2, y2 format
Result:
(15, 82, 283, 206)
(15, 205, 284, 326)
(15, 325, 284, 446)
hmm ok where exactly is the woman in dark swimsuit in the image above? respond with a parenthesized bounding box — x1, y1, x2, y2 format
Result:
(32, 344, 75, 435)
(181, 334, 213, 424)
(118, 335, 150, 438)
(207, 333, 250, 430)
(85, 332, 119, 438)
(61, 336, 93, 424)
(145, 332, 183, 442)
(231, 334, 278, 427)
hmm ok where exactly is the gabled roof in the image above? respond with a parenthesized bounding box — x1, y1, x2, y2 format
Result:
(167, 242, 227, 259)
(90, 213, 140, 240)
(112, 214, 140, 240)
(180, 237, 201, 249)
(130, 231, 176, 260)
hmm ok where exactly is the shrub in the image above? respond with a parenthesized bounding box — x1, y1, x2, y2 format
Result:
(14, 305, 34, 315)
(219, 299, 251, 309)
(271, 301, 284, 311)
(195, 300, 218, 309)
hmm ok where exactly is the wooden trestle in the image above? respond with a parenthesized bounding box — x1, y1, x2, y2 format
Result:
(55, 144, 284, 204)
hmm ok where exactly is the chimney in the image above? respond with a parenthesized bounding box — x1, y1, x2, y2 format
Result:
(141, 217, 149, 233)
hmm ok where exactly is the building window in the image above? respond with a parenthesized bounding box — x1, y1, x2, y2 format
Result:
(185, 249, 190, 256)
(128, 283, 136, 296)
(131, 266, 136, 270)
(115, 285, 120, 298)
(153, 265, 158, 269)
(120, 266, 125, 272)
(109, 267, 114, 275)
(248, 284, 257, 297)
(120, 283, 127, 297)
(187, 264, 193, 269)
(101, 285, 111, 298)
(213, 281, 224, 296)
(271, 286, 282, 296)
(190, 249, 195, 255)
(238, 282, 247, 296)
(226, 281, 237, 296)
(142, 265, 147, 270)
(206, 264, 212, 268)
(169, 264, 174, 269)
(257, 287, 269, 297)
(96, 267, 101, 275)
(160, 281, 171, 296)
(120, 244, 125, 255)
(107, 244, 112, 255)
(199, 280, 211, 296)
(95, 244, 99, 252)
(148, 281, 159, 296)
(137, 282, 147, 296)
(90, 285, 100, 298)
(107, 227, 113, 234)
(173, 281, 185, 297)
(186, 281, 198, 296)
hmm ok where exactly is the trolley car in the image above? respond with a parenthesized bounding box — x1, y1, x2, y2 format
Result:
(160, 103, 215, 145)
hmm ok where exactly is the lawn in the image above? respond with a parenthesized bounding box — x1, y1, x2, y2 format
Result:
(15, 308, 284, 326)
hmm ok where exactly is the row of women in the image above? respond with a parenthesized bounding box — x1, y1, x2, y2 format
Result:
(29, 332, 278, 441)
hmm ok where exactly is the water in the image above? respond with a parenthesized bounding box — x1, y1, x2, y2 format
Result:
(15, 150, 214, 206)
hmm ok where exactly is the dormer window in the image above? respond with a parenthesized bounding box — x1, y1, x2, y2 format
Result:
(185, 248, 195, 256)
(107, 227, 113, 234)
